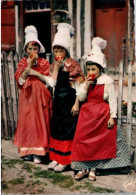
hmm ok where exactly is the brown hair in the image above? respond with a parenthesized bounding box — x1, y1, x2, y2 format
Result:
(86, 61, 104, 73)
(25, 41, 40, 52)
(53, 45, 70, 58)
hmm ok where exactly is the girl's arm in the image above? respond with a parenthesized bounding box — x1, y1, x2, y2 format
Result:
(106, 83, 117, 128)
(75, 76, 93, 101)
(21, 54, 37, 80)
(71, 77, 92, 116)
(107, 118, 115, 129)
(44, 60, 62, 87)
(28, 69, 47, 84)
(20, 54, 38, 83)
(71, 96, 80, 116)
(28, 63, 61, 85)
(107, 83, 117, 118)
(20, 57, 62, 86)
(75, 82, 88, 101)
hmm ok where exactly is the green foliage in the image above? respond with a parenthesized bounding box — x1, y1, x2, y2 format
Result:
(48, 173, 74, 188)
(2, 156, 116, 193)
(70, 184, 83, 191)
(84, 182, 114, 193)
(32, 180, 43, 185)
(22, 163, 33, 173)
(2, 158, 23, 168)
(8, 178, 25, 185)
(2, 181, 9, 190)
(122, 101, 136, 118)
(132, 102, 136, 117)
(33, 166, 42, 171)
(22, 162, 39, 173)
(34, 170, 74, 188)
(122, 103, 127, 116)
(34, 170, 48, 178)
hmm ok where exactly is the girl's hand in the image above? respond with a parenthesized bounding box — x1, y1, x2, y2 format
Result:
(23, 67, 30, 76)
(107, 118, 115, 129)
(54, 58, 63, 69)
(85, 75, 94, 87)
(28, 53, 38, 67)
(21, 67, 31, 80)
(28, 68, 38, 76)
(71, 103, 79, 116)
(52, 59, 63, 80)
(22, 67, 46, 84)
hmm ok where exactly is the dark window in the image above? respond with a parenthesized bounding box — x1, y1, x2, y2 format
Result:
(94, 0, 126, 8)
(25, 1, 50, 11)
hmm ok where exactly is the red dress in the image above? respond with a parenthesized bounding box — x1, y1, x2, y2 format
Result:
(14, 57, 52, 156)
(71, 84, 117, 161)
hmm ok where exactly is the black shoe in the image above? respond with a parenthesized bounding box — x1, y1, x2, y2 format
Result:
(24, 155, 32, 161)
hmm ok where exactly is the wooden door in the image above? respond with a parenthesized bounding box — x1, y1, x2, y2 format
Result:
(95, 7, 127, 71)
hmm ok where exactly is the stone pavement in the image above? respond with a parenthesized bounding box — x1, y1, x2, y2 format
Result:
(2, 139, 136, 194)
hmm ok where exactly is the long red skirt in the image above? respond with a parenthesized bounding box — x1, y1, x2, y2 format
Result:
(49, 137, 73, 165)
(71, 85, 117, 161)
(14, 78, 52, 154)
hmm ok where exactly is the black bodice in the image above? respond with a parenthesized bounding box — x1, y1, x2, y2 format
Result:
(51, 68, 78, 140)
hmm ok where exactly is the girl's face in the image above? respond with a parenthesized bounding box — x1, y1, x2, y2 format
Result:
(26, 42, 39, 55)
(53, 48, 66, 58)
(86, 65, 100, 78)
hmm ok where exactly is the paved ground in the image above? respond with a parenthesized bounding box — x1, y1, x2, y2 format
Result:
(1, 139, 136, 194)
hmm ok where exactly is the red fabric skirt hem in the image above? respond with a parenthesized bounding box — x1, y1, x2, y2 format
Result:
(71, 154, 117, 161)
(49, 137, 73, 165)
(18, 147, 49, 157)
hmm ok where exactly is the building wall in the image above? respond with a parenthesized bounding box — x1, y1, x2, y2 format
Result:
(1, 0, 134, 71)
(1, 1, 16, 50)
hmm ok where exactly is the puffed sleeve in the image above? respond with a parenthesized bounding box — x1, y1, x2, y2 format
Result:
(15, 57, 31, 89)
(74, 81, 88, 101)
(105, 83, 117, 118)
(37, 59, 57, 87)
(44, 76, 57, 87)
(43, 63, 58, 87)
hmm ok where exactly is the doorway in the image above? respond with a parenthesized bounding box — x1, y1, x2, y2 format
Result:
(24, 11, 51, 56)
(94, 0, 127, 71)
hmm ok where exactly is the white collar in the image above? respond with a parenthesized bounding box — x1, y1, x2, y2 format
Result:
(97, 73, 113, 84)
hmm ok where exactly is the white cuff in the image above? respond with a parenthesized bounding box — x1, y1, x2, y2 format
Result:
(107, 83, 117, 118)
(19, 77, 26, 85)
(110, 113, 117, 118)
(75, 82, 88, 101)
(44, 76, 57, 87)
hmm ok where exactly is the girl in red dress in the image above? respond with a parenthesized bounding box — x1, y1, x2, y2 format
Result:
(71, 37, 130, 181)
(14, 25, 60, 163)
(48, 23, 84, 172)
